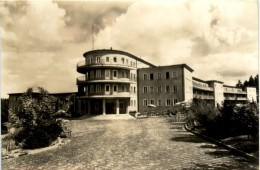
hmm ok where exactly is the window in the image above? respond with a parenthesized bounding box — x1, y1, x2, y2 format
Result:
(133, 62, 136, 67)
(158, 73, 162, 80)
(105, 85, 110, 92)
(90, 85, 94, 93)
(166, 72, 170, 79)
(131, 86, 133, 92)
(113, 70, 118, 77)
(158, 86, 162, 93)
(150, 73, 154, 80)
(166, 85, 170, 92)
(122, 85, 125, 92)
(150, 86, 153, 93)
(121, 58, 125, 64)
(113, 57, 117, 62)
(173, 99, 178, 105)
(96, 70, 101, 78)
(85, 86, 88, 94)
(131, 100, 133, 106)
(96, 57, 100, 63)
(172, 72, 177, 78)
(157, 99, 161, 106)
(105, 70, 110, 78)
(173, 85, 178, 92)
(133, 74, 136, 80)
(86, 72, 89, 80)
(131, 73, 133, 80)
(126, 59, 128, 65)
(114, 85, 117, 92)
(122, 70, 125, 78)
(91, 57, 95, 63)
(166, 99, 171, 106)
(90, 70, 94, 78)
(130, 61, 132, 66)
(143, 99, 148, 106)
(126, 85, 130, 92)
(106, 57, 109, 62)
(150, 99, 155, 105)
(143, 86, 148, 93)
(96, 84, 101, 92)
(143, 74, 147, 80)
(134, 100, 136, 106)
(134, 87, 136, 93)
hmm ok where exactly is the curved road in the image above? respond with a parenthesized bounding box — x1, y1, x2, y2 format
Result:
(2, 118, 258, 169)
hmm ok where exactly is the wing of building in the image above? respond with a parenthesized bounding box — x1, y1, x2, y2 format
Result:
(9, 49, 257, 116)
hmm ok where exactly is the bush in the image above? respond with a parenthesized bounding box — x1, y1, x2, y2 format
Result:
(9, 87, 64, 149)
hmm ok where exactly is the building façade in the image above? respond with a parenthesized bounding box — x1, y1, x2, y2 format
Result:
(9, 49, 257, 116)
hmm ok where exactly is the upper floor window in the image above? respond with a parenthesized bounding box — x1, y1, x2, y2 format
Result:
(158, 73, 162, 80)
(113, 57, 117, 62)
(105, 70, 110, 78)
(130, 61, 132, 66)
(96, 84, 101, 92)
(133, 74, 136, 80)
(166, 72, 170, 79)
(113, 70, 118, 77)
(158, 86, 162, 93)
(106, 57, 109, 62)
(166, 85, 170, 93)
(133, 62, 136, 67)
(173, 85, 178, 92)
(126, 59, 128, 65)
(90, 85, 95, 93)
(105, 85, 110, 92)
(143, 86, 148, 93)
(150, 73, 154, 80)
(122, 85, 125, 92)
(143, 74, 147, 80)
(131, 86, 133, 92)
(150, 86, 153, 93)
(96, 57, 100, 63)
(90, 70, 94, 78)
(122, 70, 125, 78)
(131, 73, 133, 80)
(90, 57, 95, 64)
(172, 72, 177, 78)
(121, 58, 125, 64)
(114, 85, 117, 92)
(96, 70, 101, 78)
(134, 87, 136, 93)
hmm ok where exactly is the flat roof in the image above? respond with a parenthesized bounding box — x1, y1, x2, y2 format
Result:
(138, 64, 194, 72)
(83, 49, 155, 67)
(9, 92, 77, 95)
(192, 77, 208, 83)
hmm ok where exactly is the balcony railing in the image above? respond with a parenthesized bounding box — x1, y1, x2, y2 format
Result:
(77, 59, 137, 69)
(192, 81, 213, 91)
(223, 87, 246, 94)
(224, 96, 247, 100)
(194, 94, 214, 99)
(76, 76, 136, 84)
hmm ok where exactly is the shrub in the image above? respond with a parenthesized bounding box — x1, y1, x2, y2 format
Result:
(9, 87, 63, 149)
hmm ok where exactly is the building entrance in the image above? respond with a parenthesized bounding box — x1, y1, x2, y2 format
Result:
(106, 100, 116, 114)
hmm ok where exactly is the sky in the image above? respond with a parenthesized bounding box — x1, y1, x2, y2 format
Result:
(1, 0, 258, 98)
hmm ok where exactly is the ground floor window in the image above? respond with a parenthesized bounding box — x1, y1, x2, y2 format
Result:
(166, 99, 171, 106)
(157, 99, 161, 106)
(150, 99, 155, 105)
(173, 98, 178, 105)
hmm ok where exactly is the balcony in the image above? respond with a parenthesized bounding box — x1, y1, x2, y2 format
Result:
(224, 96, 247, 101)
(223, 88, 246, 94)
(76, 76, 136, 85)
(192, 81, 213, 91)
(194, 94, 214, 100)
(78, 91, 136, 98)
(77, 59, 137, 73)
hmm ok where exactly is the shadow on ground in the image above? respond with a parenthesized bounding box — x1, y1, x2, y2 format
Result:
(170, 134, 207, 143)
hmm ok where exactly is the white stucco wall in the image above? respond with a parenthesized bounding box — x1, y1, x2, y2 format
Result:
(183, 68, 193, 102)
(246, 87, 257, 102)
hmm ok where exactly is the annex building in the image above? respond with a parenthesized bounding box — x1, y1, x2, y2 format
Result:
(9, 49, 257, 115)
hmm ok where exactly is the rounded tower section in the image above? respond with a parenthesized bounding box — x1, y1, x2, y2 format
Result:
(76, 49, 140, 115)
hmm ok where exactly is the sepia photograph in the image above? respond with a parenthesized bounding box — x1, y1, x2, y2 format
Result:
(1, 0, 259, 169)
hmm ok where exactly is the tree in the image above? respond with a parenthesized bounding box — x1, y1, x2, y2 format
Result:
(248, 75, 255, 87)
(9, 87, 63, 149)
(236, 80, 243, 88)
(1, 98, 9, 134)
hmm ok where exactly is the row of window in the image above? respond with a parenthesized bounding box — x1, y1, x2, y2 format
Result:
(85, 84, 136, 93)
(143, 99, 178, 106)
(143, 71, 178, 80)
(88, 56, 136, 67)
(87, 70, 136, 80)
(143, 85, 178, 93)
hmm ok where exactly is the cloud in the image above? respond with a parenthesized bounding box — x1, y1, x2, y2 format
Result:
(94, 0, 258, 84)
